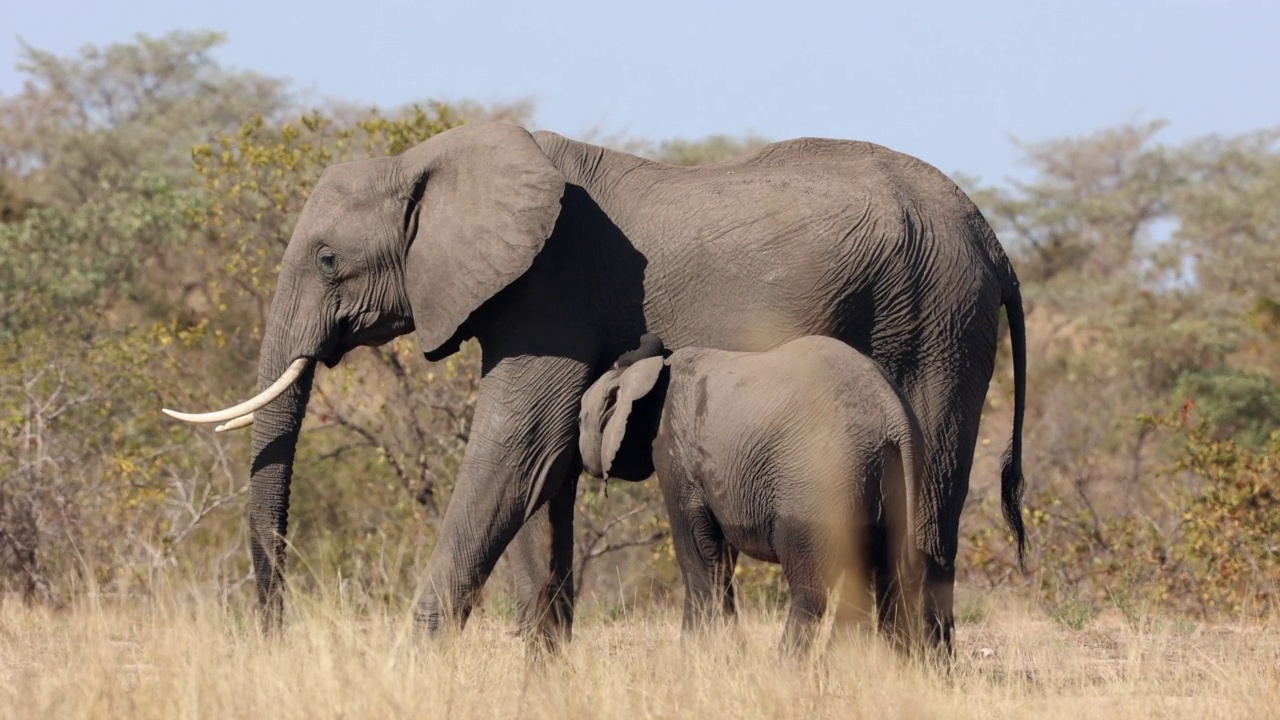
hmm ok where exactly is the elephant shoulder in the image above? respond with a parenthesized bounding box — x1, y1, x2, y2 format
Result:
(530, 129, 567, 153)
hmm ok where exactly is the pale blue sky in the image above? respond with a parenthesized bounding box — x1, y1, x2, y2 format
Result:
(2, 0, 1275, 185)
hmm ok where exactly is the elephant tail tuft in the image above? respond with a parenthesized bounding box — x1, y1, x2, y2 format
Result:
(1000, 276, 1029, 573)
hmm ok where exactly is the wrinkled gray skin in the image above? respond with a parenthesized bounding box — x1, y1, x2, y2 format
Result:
(579, 335, 928, 656)
(240, 121, 1027, 657)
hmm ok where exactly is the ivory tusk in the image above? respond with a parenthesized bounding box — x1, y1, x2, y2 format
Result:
(215, 413, 254, 432)
(162, 358, 311, 424)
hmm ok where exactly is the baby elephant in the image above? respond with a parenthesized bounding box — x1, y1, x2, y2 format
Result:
(579, 334, 926, 655)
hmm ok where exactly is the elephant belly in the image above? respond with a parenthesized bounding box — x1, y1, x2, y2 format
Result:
(711, 456, 860, 568)
(717, 519, 781, 565)
(701, 469, 795, 567)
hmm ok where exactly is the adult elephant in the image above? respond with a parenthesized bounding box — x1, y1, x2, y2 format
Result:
(164, 122, 1028, 656)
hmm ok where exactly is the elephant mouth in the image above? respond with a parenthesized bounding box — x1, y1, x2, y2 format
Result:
(326, 315, 413, 367)
(320, 324, 348, 368)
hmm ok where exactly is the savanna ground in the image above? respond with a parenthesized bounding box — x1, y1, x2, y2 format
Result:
(2, 586, 1277, 720)
(3, 31, 1279, 720)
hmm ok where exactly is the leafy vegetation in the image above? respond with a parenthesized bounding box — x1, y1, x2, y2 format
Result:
(957, 120, 1280, 622)
(1, 31, 1276, 627)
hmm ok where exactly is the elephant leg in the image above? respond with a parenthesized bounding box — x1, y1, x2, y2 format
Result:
(908, 351, 996, 660)
(871, 451, 922, 652)
(779, 553, 828, 659)
(505, 471, 578, 657)
(667, 502, 736, 636)
(869, 541, 926, 655)
(413, 354, 589, 643)
(869, 523, 899, 634)
(718, 544, 740, 621)
(830, 529, 875, 644)
(908, 435, 965, 658)
(922, 556, 956, 654)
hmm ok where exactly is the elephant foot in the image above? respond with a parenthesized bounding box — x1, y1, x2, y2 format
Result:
(921, 554, 957, 662)
(412, 588, 478, 643)
(775, 627, 821, 666)
(518, 609, 573, 662)
(255, 584, 287, 639)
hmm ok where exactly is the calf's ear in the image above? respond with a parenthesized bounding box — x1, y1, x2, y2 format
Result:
(600, 356, 665, 477)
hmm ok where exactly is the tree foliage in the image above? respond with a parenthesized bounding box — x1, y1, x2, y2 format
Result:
(0, 30, 289, 205)
(959, 119, 1280, 622)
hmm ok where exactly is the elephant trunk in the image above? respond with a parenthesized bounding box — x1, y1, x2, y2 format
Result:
(247, 314, 318, 632)
(578, 417, 606, 479)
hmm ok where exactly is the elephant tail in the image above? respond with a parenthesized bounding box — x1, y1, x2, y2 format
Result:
(896, 414, 923, 562)
(1001, 277, 1029, 573)
(886, 400, 926, 628)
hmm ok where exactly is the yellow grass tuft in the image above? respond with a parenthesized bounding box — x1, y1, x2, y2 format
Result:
(1, 588, 1276, 719)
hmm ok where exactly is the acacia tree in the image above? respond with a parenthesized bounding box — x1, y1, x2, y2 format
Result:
(0, 30, 290, 204)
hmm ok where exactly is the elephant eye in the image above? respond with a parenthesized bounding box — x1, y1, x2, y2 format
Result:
(318, 252, 337, 274)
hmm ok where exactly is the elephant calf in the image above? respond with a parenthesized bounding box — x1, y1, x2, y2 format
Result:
(578, 333, 926, 655)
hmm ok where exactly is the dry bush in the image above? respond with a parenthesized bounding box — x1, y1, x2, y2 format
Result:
(963, 408, 1279, 627)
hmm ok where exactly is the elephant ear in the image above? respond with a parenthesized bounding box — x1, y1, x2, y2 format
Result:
(600, 356, 666, 478)
(400, 123, 567, 356)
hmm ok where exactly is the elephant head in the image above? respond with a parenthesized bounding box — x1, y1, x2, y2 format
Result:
(579, 334, 670, 482)
(162, 123, 568, 625)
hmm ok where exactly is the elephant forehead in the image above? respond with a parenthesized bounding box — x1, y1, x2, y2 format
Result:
(317, 158, 382, 192)
(294, 184, 386, 240)
(310, 162, 392, 211)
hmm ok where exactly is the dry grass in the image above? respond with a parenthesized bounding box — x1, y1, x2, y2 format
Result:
(1, 588, 1276, 720)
